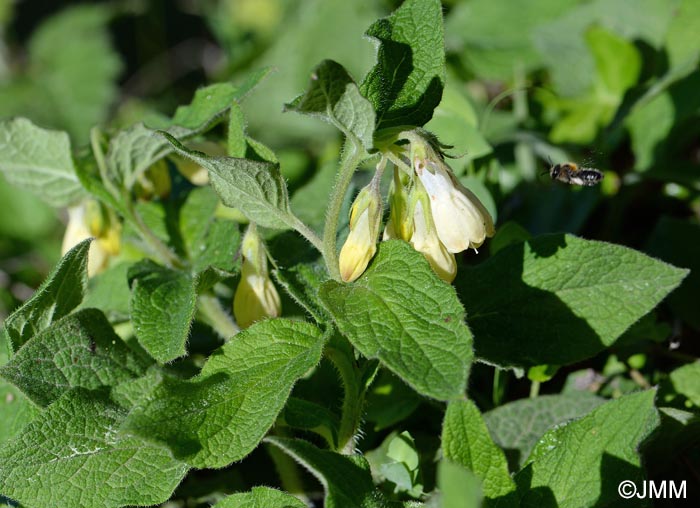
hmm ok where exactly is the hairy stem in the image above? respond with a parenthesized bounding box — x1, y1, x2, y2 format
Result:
(197, 293, 239, 340)
(326, 337, 364, 454)
(322, 141, 366, 281)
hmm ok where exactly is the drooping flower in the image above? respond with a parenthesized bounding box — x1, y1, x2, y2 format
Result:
(339, 175, 382, 282)
(61, 200, 121, 277)
(412, 143, 494, 253)
(233, 224, 281, 328)
(410, 190, 457, 283)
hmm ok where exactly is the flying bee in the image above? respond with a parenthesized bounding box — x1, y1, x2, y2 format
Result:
(547, 161, 604, 186)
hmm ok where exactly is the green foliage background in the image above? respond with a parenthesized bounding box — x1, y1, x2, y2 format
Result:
(0, 0, 699, 507)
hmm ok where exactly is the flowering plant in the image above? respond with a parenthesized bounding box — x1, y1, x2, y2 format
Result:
(0, 1, 695, 507)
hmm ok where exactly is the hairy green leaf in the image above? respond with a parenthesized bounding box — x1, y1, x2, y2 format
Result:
(213, 486, 307, 508)
(457, 234, 688, 367)
(2, 239, 90, 353)
(266, 437, 393, 508)
(361, 0, 445, 130)
(320, 241, 473, 401)
(483, 393, 605, 470)
(129, 260, 197, 364)
(286, 59, 375, 149)
(442, 400, 516, 501)
(0, 382, 39, 446)
(0, 389, 188, 508)
(164, 133, 294, 229)
(123, 319, 325, 468)
(515, 389, 659, 507)
(0, 309, 149, 406)
(0, 118, 84, 206)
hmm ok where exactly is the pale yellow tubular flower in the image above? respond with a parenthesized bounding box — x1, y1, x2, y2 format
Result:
(233, 260, 282, 329)
(338, 178, 382, 282)
(410, 199, 457, 283)
(233, 224, 282, 328)
(413, 153, 494, 253)
(61, 203, 110, 277)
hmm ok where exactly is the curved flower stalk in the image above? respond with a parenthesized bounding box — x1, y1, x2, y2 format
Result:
(61, 200, 121, 277)
(338, 171, 383, 282)
(233, 224, 282, 328)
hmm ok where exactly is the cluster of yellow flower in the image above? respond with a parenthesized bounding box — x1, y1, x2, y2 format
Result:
(340, 133, 495, 283)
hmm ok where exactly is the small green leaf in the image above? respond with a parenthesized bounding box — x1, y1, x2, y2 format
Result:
(123, 319, 325, 468)
(169, 83, 240, 129)
(0, 309, 149, 407)
(266, 436, 393, 508)
(163, 133, 294, 230)
(483, 393, 605, 470)
(0, 118, 85, 207)
(213, 486, 307, 508)
(2, 239, 90, 353)
(456, 234, 688, 367)
(670, 362, 700, 407)
(320, 241, 473, 401)
(0, 389, 188, 508)
(361, 0, 445, 130)
(442, 400, 516, 501)
(286, 59, 375, 150)
(129, 260, 197, 364)
(515, 389, 659, 507)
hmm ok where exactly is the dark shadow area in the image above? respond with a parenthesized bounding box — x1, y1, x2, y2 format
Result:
(512, 463, 558, 508)
(596, 453, 649, 507)
(455, 234, 606, 367)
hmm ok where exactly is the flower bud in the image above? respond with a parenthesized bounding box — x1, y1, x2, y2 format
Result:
(134, 160, 172, 200)
(339, 179, 382, 282)
(383, 167, 413, 242)
(413, 145, 494, 253)
(233, 225, 282, 328)
(410, 198, 457, 283)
